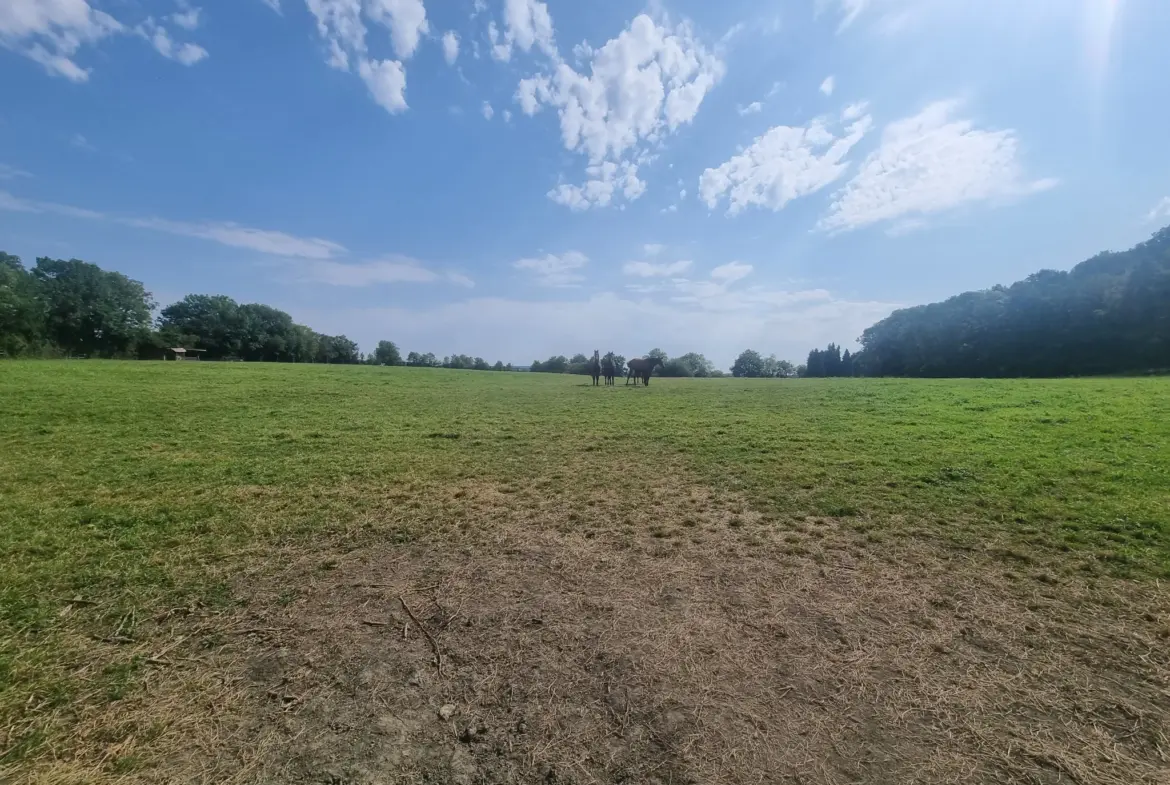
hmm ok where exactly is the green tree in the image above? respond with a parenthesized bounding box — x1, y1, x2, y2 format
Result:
(492, 360, 505, 371)
(159, 294, 243, 358)
(731, 349, 764, 378)
(0, 252, 45, 356)
(33, 257, 154, 357)
(373, 340, 402, 365)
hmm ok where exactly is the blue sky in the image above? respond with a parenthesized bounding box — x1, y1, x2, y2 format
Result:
(2, 0, 1168, 367)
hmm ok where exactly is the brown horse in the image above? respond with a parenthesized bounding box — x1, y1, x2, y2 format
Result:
(601, 351, 617, 385)
(625, 356, 663, 386)
(588, 350, 602, 386)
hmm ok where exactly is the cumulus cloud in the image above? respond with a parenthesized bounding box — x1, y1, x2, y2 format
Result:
(366, 0, 428, 60)
(623, 259, 692, 277)
(738, 101, 763, 116)
(819, 100, 1057, 233)
(547, 161, 645, 211)
(700, 105, 873, 215)
(517, 13, 724, 210)
(301, 256, 474, 287)
(494, 0, 556, 61)
(513, 251, 589, 287)
(643, 243, 664, 256)
(359, 58, 407, 114)
(820, 75, 835, 96)
(442, 30, 459, 64)
(0, 0, 123, 81)
(482, 101, 494, 120)
(305, 0, 425, 113)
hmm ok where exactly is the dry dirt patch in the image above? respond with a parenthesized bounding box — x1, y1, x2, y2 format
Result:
(197, 493, 1169, 784)
(19, 477, 1169, 785)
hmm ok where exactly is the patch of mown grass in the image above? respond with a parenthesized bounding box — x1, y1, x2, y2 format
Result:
(1, 361, 1168, 771)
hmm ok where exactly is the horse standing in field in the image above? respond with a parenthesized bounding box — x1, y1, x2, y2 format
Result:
(625, 356, 664, 386)
(588, 350, 602, 386)
(601, 352, 617, 385)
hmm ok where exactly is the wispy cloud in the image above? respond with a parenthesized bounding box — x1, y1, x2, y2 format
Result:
(820, 76, 835, 96)
(70, 133, 97, 151)
(738, 101, 763, 116)
(301, 256, 474, 287)
(513, 251, 589, 287)
(1146, 197, 1170, 225)
(623, 260, 692, 277)
(0, 164, 32, 180)
(0, 189, 344, 258)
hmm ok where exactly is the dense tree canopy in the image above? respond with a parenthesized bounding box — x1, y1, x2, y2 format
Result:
(34, 257, 155, 357)
(859, 227, 1170, 377)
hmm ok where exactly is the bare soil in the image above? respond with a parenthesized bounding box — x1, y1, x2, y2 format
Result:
(27, 477, 1170, 785)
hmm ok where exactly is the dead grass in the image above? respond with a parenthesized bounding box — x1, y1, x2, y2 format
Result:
(15, 469, 1167, 785)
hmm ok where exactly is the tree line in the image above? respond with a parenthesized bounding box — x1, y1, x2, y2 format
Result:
(530, 349, 723, 378)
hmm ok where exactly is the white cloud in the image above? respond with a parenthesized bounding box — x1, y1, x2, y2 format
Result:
(128, 217, 347, 258)
(301, 256, 473, 287)
(513, 251, 589, 287)
(482, 101, 494, 120)
(359, 58, 408, 113)
(820, 75, 835, 96)
(171, 4, 201, 31)
(547, 161, 645, 211)
(138, 19, 208, 65)
(1146, 197, 1170, 225)
(493, 0, 557, 62)
(0, 163, 31, 180)
(700, 105, 873, 215)
(442, 30, 459, 64)
(643, 243, 664, 256)
(623, 260, 692, 277)
(518, 13, 724, 210)
(488, 21, 510, 61)
(0, 0, 123, 81)
(260, 0, 282, 12)
(304, 0, 413, 113)
(502, 109, 512, 122)
(366, 0, 428, 60)
(738, 101, 762, 116)
(1, 185, 350, 257)
(472, 0, 487, 16)
(820, 100, 1056, 233)
(710, 261, 753, 282)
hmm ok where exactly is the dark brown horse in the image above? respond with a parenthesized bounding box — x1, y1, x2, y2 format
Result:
(601, 351, 617, 385)
(588, 350, 602, 386)
(625, 356, 663, 386)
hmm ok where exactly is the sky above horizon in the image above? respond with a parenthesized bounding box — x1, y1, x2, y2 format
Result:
(2, 0, 1168, 367)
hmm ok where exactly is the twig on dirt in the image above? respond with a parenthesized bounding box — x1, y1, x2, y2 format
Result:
(361, 619, 389, 627)
(60, 596, 99, 606)
(144, 657, 174, 667)
(227, 627, 287, 635)
(399, 595, 444, 677)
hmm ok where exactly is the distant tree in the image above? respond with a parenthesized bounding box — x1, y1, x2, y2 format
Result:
(611, 354, 626, 376)
(731, 349, 765, 378)
(841, 349, 854, 377)
(570, 353, 589, 365)
(159, 294, 243, 358)
(660, 352, 714, 377)
(33, 257, 154, 357)
(795, 364, 808, 378)
(373, 340, 402, 365)
(492, 360, 505, 371)
(419, 352, 439, 367)
(533, 355, 568, 373)
(774, 359, 797, 378)
(473, 357, 491, 371)
(646, 348, 669, 369)
(505, 362, 514, 371)
(530, 359, 543, 372)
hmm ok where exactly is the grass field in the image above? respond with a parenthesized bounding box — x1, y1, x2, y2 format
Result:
(2, 361, 1168, 784)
